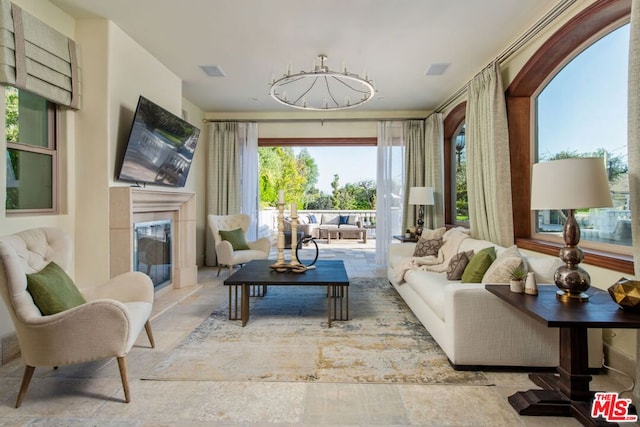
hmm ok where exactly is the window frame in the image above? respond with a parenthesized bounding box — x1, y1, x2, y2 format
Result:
(506, 0, 633, 274)
(443, 102, 466, 226)
(5, 87, 58, 215)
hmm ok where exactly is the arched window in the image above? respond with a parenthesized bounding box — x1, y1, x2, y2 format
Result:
(507, 0, 633, 273)
(535, 24, 630, 250)
(443, 102, 466, 225)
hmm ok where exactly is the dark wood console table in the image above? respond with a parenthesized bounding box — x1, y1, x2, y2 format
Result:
(486, 284, 640, 427)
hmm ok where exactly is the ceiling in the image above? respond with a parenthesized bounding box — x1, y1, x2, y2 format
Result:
(50, 0, 562, 114)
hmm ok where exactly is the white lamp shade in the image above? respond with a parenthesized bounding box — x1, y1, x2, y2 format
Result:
(530, 158, 613, 210)
(409, 186, 435, 205)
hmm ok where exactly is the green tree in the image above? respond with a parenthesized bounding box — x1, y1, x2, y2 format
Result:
(456, 159, 468, 221)
(5, 87, 18, 143)
(331, 174, 341, 209)
(543, 148, 628, 184)
(258, 147, 315, 208)
(340, 180, 376, 209)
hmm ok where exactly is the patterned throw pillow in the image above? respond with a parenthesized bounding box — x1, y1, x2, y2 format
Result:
(413, 238, 442, 257)
(447, 250, 474, 280)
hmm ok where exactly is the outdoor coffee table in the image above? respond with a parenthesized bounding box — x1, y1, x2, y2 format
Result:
(224, 259, 350, 327)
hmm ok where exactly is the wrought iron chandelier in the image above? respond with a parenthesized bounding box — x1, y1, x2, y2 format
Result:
(269, 55, 375, 111)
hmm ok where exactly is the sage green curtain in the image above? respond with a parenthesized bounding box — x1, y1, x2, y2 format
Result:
(424, 113, 445, 229)
(0, 0, 80, 108)
(205, 122, 240, 266)
(402, 120, 425, 233)
(465, 62, 514, 247)
(628, 0, 640, 408)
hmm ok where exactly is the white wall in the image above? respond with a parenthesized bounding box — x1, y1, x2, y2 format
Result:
(182, 97, 207, 266)
(0, 0, 77, 337)
(73, 19, 185, 287)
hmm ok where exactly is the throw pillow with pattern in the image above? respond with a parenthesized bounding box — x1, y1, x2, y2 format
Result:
(413, 238, 442, 257)
(446, 250, 474, 280)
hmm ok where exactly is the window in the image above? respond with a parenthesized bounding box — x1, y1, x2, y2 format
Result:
(452, 123, 468, 224)
(507, 0, 633, 273)
(5, 87, 57, 213)
(534, 24, 630, 252)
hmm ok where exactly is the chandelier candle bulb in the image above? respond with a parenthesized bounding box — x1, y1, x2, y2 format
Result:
(291, 203, 297, 216)
(278, 190, 284, 204)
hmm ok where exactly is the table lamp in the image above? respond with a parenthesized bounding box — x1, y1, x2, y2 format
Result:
(530, 158, 613, 302)
(408, 186, 435, 237)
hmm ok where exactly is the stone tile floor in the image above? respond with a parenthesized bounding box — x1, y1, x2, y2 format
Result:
(0, 239, 634, 426)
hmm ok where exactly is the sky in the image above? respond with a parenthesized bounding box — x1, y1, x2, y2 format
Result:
(537, 23, 629, 161)
(292, 146, 377, 193)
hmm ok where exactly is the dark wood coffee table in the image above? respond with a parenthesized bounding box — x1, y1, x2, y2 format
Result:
(486, 284, 640, 426)
(224, 259, 350, 327)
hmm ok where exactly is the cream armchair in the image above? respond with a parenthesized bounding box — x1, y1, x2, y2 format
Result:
(0, 227, 155, 407)
(208, 214, 270, 276)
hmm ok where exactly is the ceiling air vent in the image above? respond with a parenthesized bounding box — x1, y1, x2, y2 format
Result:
(200, 65, 226, 77)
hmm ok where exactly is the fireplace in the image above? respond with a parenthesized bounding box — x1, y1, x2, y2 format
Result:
(134, 219, 172, 289)
(109, 187, 197, 289)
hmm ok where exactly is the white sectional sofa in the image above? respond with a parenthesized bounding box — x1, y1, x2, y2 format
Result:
(387, 228, 603, 370)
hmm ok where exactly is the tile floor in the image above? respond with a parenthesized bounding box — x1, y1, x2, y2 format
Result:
(0, 239, 634, 426)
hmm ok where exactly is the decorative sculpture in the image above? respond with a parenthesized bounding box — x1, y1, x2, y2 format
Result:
(270, 200, 312, 273)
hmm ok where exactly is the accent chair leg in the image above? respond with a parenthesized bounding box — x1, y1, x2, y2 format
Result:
(15, 365, 35, 408)
(117, 357, 131, 403)
(144, 320, 155, 348)
(217, 265, 223, 277)
(228, 265, 233, 276)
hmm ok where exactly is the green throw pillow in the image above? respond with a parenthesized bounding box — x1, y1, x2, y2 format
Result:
(26, 262, 86, 315)
(461, 246, 496, 283)
(219, 228, 250, 250)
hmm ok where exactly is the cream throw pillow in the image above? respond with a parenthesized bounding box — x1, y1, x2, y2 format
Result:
(482, 245, 526, 284)
(420, 227, 446, 240)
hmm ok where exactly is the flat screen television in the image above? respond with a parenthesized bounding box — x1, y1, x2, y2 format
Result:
(118, 96, 200, 187)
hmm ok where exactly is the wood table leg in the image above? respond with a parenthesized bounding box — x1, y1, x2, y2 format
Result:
(327, 285, 332, 327)
(506, 325, 613, 425)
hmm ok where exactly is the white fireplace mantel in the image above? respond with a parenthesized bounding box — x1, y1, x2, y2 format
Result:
(109, 186, 197, 289)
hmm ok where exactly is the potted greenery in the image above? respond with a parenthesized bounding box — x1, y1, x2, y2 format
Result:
(509, 267, 527, 293)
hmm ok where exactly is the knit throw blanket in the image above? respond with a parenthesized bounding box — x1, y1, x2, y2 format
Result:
(392, 228, 469, 283)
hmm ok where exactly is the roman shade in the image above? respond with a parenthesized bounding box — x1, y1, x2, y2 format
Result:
(0, 0, 80, 109)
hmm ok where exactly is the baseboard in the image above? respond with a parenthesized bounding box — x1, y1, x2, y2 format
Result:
(1, 332, 19, 366)
(604, 342, 636, 379)
(448, 359, 556, 373)
(449, 359, 603, 374)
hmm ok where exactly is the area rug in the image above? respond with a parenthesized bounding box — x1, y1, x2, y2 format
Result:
(143, 277, 490, 385)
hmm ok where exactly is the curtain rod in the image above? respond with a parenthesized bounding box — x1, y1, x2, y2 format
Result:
(433, 0, 577, 114)
(203, 117, 424, 124)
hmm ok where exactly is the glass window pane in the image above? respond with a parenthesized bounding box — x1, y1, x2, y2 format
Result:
(453, 123, 468, 224)
(535, 24, 630, 247)
(5, 87, 50, 148)
(6, 148, 52, 210)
